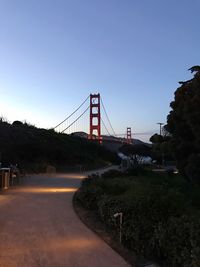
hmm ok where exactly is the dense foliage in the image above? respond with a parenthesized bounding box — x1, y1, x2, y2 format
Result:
(166, 66, 200, 183)
(119, 144, 151, 165)
(76, 169, 200, 266)
(150, 130, 173, 165)
(0, 120, 118, 171)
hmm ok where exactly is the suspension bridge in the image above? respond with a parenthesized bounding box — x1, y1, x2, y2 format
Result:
(54, 93, 152, 145)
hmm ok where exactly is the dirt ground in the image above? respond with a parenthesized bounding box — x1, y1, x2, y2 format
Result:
(0, 172, 130, 267)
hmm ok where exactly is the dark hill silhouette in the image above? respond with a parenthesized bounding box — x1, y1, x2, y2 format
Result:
(0, 120, 118, 172)
(72, 131, 150, 152)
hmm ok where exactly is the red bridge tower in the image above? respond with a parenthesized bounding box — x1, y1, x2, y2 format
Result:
(126, 127, 132, 144)
(89, 93, 102, 143)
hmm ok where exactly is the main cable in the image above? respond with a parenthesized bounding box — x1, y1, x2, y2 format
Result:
(101, 118, 111, 136)
(61, 106, 90, 133)
(54, 95, 89, 129)
(114, 131, 157, 136)
(100, 97, 116, 137)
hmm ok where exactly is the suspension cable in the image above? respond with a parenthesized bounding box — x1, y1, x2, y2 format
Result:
(61, 106, 90, 133)
(133, 131, 156, 136)
(54, 95, 89, 129)
(114, 131, 156, 136)
(101, 118, 111, 136)
(100, 97, 116, 137)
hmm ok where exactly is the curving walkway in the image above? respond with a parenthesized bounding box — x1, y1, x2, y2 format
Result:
(0, 171, 130, 267)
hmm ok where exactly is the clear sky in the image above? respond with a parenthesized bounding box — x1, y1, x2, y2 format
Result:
(0, 0, 200, 142)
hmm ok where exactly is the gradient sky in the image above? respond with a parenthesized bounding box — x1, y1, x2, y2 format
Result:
(0, 0, 200, 142)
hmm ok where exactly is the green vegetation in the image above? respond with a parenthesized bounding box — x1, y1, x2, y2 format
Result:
(166, 66, 200, 183)
(0, 120, 118, 172)
(76, 168, 200, 266)
(119, 144, 151, 165)
(150, 129, 173, 165)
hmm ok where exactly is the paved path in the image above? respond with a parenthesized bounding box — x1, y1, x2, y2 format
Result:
(0, 170, 130, 267)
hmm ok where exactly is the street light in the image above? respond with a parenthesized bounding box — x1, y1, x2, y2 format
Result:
(157, 123, 164, 136)
(157, 123, 165, 166)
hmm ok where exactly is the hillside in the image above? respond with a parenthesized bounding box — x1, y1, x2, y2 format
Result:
(0, 120, 118, 172)
(72, 132, 150, 152)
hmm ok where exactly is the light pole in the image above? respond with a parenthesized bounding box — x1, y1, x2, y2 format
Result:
(157, 123, 164, 136)
(157, 123, 165, 166)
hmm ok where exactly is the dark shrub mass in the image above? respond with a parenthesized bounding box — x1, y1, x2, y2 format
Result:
(0, 120, 118, 172)
(76, 168, 200, 266)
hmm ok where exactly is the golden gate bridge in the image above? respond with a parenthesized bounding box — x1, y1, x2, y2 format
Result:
(54, 93, 154, 144)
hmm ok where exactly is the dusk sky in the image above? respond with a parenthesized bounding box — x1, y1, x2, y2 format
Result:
(1, 0, 200, 142)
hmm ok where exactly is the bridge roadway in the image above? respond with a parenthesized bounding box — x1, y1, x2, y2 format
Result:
(0, 169, 130, 267)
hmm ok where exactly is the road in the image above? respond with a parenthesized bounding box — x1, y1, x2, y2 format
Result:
(0, 171, 130, 267)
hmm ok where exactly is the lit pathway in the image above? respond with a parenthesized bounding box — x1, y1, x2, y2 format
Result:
(0, 170, 130, 267)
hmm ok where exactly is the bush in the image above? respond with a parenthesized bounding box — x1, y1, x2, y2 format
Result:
(75, 171, 200, 266)
(154, 215, 200, 266)
(121, 190, 187, 258)
(82, 174, 100, 186)
(97, 196, 124, 226)
(100, 178, 130, 195)
(101, 169, 122, 179)
(75, 177, 103, 210)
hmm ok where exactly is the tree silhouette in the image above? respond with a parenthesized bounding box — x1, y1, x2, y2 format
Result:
(166, 66, 200, 183)
(120, 144, 151, 165)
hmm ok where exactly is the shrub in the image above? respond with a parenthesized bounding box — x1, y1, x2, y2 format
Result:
(97, 196, 123, 226)
(101, 169, 122, 179)
(121, 189, 187, 257)
(154, 215, 200, 266)
(100, 178, 130, 195)
(82, 174, 100, 186)
(75, 178, 103, 210)
(76, 171, 200, 266)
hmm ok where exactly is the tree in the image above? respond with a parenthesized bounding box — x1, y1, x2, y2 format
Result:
(150, 133, 164, 144)
(12, 120, 23, 126)
(149, 128, 173, 165)
(166, 66, 200, 183)
(120, 144, 151, 165)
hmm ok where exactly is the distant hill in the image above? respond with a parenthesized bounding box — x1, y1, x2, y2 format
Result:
(72, 131, 148, 144)
(0, 121, 118, 172)
(72, 132, 150, 152)
(102, 136, 150, 152)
